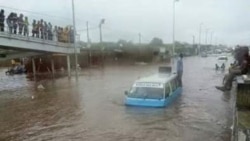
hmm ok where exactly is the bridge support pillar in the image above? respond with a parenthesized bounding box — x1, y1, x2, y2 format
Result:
(51, 57, 55, 78)
(32, 58, 36, 80)
(67, 55, 71, 78)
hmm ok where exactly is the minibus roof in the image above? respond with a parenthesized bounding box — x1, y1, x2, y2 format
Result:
(135, 73, 177, 84)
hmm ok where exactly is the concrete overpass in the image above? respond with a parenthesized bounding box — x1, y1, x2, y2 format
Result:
(0, 31, 81, 78)
(0, 31, 80, 54)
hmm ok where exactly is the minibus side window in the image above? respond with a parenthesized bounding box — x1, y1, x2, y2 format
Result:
(165, 83, 171, 97)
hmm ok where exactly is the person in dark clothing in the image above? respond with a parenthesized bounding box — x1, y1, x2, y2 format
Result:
(7, 13, 13, 33)
(216, 53, 250, 91)
(18, 14, 24, 35)
(44, 21, 48, 40)
(12, 13, 18, 34)
(53, 25, 58, 41)
(48, 22, 52, 40)
(32, 20, 36, 37)
(36, 21, 40, 38)
(57, 26, 62, 42)
(40, 19, 44, 39)
(0, 9, 5, 32)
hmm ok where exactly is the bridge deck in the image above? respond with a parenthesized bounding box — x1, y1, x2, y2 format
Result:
(0, 31, 80, 54)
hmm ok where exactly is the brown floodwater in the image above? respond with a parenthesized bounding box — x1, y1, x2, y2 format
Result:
(0, 56, 233, 141)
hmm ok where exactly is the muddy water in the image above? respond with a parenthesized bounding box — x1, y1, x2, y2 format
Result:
(0, 56, 233, 141)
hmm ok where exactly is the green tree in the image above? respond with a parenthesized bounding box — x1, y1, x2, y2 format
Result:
(150, 37, 163, 46)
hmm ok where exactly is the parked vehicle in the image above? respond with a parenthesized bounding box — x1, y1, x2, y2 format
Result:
(215, 56, 228, 70)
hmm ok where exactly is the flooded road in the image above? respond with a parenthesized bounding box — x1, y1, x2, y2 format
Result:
(0, 56, 233, 141)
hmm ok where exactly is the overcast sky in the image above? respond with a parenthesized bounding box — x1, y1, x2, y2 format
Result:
(0, 0, 250, 46)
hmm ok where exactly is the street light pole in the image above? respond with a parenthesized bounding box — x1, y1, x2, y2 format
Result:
(86, 21, 90, 43)
(198, 23, 203, 55)
(192, 35, 195, 46)
(205, 28, 209, 45)
(71, 0, 78, 80)
(172, 0, 178, 73)
(99, 19, 105, 43)
(210, 31, 214, 45)
(86, 21, 92, 66)
(99, 19, 105, 66)
(138, 33, 141, 44)
(172, 0, 176, 56)
(99, 25, 102, 43)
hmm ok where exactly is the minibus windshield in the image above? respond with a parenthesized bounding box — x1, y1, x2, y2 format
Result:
(128, 87, 164, 99)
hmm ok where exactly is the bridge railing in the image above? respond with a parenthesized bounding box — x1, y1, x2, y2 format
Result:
(0, 26, 81, 48)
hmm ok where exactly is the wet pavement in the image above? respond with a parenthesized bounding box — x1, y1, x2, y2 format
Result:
(0, 56, 234, 141)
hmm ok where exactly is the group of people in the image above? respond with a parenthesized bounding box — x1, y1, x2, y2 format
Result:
(216, 47, 250, 91)
(174, 48, 250, 92)
(7, 12, 29, 36)
(55, 26, 75, 43)
(215, 63, 225, 70)
(0, 9, 75, 43)
(0, 10, 30, 36)
(31, 19, 53, 40)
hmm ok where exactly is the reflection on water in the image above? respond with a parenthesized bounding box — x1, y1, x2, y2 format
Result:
(0, 56, 233, 141)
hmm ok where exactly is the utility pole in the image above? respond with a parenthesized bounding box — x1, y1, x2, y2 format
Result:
(86, 21, 90, 42)
(86, 21, 91, 66)
(172, 0, 176, 56)
(205, 28, 209, 45)
(71, 0, 78, 80)
(172, 0, 178, 73)
(99, 19, 105, 66)
(192, 35, 196, 54)
(138, 33, 141, 44)
(210, 31, 214, 45)
(192, 35, 195, 46)
(198, 23, 203, 55)
(99, 25, 102, 43)
(99, 19, 105, 43)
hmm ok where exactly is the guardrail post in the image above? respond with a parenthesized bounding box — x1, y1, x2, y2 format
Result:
(67, 55, 71, 78)
(32, 58, 36, 81)
(51, 57, 55, 78)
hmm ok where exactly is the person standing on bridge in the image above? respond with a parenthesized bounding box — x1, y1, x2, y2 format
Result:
(57, 27, 62, 42)
(0, 9, 5, 32)
(18, 14, 24, 35)
(44, 21, 48, 40)
(36, 21, 40, 38)
(40, 19, 44, 39)
(53, 26, 58, 41)
(32, 20, 36, 37)
(12, 13, 18, 34)
(7, 13, 13, 33)
(216, 53, 250, 91)
(48, 22, 52, 40)
(23, 16, 29, 36)
(177, 53, 183, 87)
